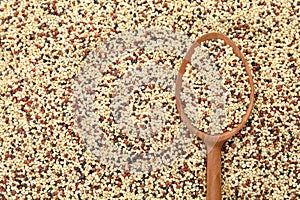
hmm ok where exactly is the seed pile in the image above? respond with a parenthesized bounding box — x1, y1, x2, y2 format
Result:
(0, 0, 299, 199)
(95, 50, 182, 152)
(73, 29, 199, 174)
(205, 40, 251, 131)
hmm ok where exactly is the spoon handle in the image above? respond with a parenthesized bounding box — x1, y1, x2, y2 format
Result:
(206, 143, 222, 200)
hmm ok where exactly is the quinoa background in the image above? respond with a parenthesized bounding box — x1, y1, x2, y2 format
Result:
(0, 0, 299, 199)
